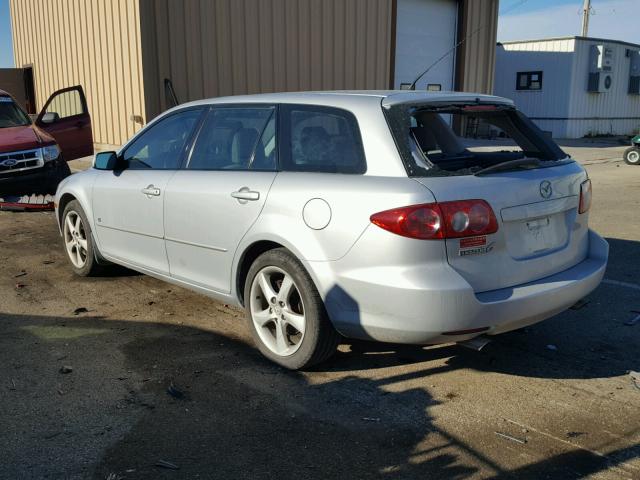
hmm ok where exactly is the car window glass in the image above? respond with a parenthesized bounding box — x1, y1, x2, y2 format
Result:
(287, 106, 365, 174)
(188, 107, 274, 171)
(0, 96, 30, 127)
(123, 109, 202, 170)
(46, 89, 84, 119)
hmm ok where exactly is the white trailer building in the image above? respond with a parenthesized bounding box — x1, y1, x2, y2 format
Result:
(495, 36, 640, 139)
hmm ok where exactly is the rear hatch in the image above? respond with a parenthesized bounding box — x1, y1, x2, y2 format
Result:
(382, 93, 590, 293)
(413, 163, 589, 292)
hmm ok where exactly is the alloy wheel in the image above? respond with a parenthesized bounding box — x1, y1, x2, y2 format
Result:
(250, 266, 306, 356)
(63, 211, 88, 268)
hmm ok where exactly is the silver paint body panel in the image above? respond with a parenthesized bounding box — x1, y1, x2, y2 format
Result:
(56, 91, 608, 344)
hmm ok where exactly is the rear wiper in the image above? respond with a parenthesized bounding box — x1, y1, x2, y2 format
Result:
(474, 158, 541, 176)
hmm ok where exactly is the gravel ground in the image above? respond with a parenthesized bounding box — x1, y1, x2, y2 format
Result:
(1, 142, 639, 479)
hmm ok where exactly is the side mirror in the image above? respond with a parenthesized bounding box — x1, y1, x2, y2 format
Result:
(94, 151, 118, 171)
(41, 112, 60, 124)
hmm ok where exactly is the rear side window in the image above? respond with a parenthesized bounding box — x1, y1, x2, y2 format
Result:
(282, 105, 366, 174)
(188, 106, 275, 171)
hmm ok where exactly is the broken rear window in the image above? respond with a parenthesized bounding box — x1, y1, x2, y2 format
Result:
(383, 102, 568, 177)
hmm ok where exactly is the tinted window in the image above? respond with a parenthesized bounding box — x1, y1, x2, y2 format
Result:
(284, 106, 366, 174)
(516, 71, 543, 91)
(188, 107, 275, 170)
(123, 109, 202, 169)
(0, 96, 30, 127)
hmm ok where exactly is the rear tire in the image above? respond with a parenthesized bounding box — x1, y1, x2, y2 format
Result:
(244, 248, 340, 370)
(61, 200, 103, 277)
(624, 147, 640, 165)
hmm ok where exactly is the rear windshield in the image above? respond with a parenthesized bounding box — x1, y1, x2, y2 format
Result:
(0, 96, 31, 128)
(384, 102, 568, 177)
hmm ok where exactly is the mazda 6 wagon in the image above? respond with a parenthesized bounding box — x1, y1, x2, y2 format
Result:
(55, 91, 608, 369)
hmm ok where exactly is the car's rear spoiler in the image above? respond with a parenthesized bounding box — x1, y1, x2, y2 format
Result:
(381, 92, 514, 109)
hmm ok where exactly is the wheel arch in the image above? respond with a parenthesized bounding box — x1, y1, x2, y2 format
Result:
(235, 240, 287, 306)
(57, 192, 78, 228)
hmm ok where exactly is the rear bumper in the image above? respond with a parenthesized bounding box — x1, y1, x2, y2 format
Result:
(0, 157, 70, 196)
(315, 230, 608, 344)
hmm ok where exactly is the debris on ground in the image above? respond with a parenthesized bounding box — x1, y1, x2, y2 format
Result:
(570, 299, 589, 310)
(73, 307, 89, 315)
(0, 194, 55, 211)
(495, 431, 527, 444)
(43, 260, 55, 265)
(59, 366, 73, 374)
(630, 371, 640, 391)
(566, 431, 586, 438)
(15, 282, 25, 289)
(166, 383, 185, 400)
(14, 271, 27, 278)
(546, 344, 558, 351)
(155, 460, 180, 470)
(624, 312, 640, 326)
(362, 417, 381, 422)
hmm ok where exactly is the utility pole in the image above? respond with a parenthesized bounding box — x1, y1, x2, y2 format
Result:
(581, 0, 591, 37)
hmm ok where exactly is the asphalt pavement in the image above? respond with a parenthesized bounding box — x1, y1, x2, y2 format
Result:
(0, 141, 638, 479)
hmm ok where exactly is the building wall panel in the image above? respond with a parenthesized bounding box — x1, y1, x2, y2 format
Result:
(139, 0, 393, 120)
(496, 37, 640, 137)
(10, 0, 146, 147)
(456, 0, 498, 94)
(568, 39, 640, 137)
(495, 40, 575, 122)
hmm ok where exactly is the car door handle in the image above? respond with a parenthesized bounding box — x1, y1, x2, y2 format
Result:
(141, 185, 161, 197)
(231, 187, 260, 202)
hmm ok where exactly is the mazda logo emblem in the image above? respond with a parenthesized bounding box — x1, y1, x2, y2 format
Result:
(0, 158, 18, 167)
(540, 180, 552, 199)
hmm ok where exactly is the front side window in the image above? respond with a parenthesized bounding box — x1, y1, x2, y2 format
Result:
(0, 96, 30, 128)
(46, 89, 84, 118)
(187, 106, 275, 170)
(516, 71, 543, 91)
(123, 109, 202, 169)
(283, 105, 366, 174)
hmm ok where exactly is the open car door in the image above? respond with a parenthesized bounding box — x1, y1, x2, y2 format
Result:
(35, 86, 93, 161)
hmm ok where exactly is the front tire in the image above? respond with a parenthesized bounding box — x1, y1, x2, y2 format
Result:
(624, 147, 640, 165)
(61, 200, 102, 277)
(244, 248, 340, 370)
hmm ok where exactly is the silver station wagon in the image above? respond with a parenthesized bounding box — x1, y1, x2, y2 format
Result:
(55, 91, 608, 369)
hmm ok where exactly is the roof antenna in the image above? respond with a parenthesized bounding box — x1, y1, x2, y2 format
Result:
(408, 0, 529, 90)
(408, 27, 482, 91)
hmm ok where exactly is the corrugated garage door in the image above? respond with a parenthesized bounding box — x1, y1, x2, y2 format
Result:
(394, 0, 458, 91)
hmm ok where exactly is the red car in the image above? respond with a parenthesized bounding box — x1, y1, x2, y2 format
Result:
(0, 86, 93, 196)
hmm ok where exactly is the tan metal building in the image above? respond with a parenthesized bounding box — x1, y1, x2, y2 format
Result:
(10, 0, 498, 149)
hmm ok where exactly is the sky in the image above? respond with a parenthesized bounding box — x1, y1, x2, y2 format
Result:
(0, 0, 12, 68)
(0, 0, 638, 69)
(499, 0, 640, 44)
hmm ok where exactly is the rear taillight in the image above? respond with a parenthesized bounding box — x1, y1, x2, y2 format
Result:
(579, 179, 592, 214)
(370, 200, 498, 240)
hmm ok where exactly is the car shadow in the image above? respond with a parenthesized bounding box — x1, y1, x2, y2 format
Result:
(2, 312, 637, 479)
